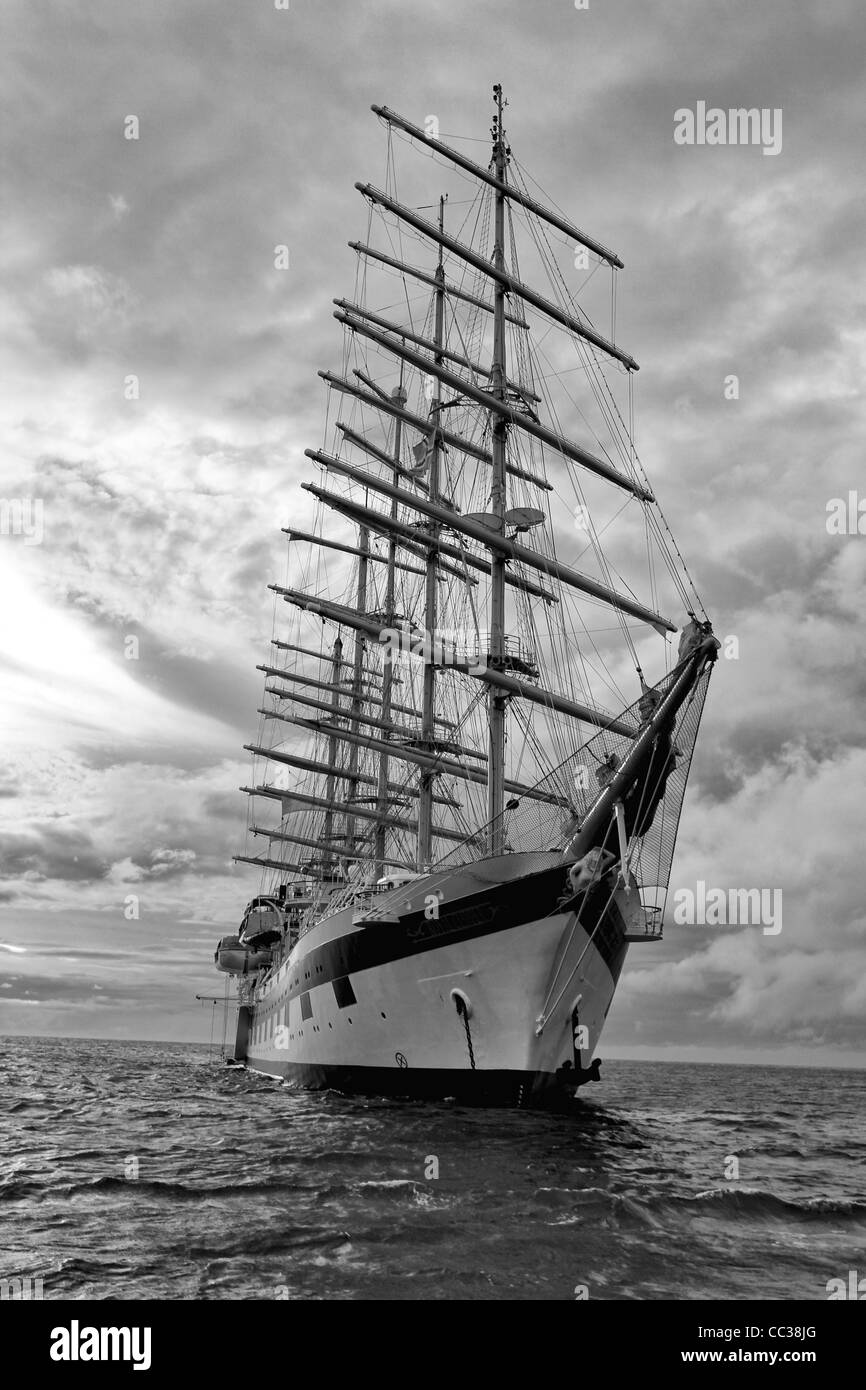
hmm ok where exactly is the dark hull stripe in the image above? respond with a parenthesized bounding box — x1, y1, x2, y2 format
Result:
(244, 1058, 597, 1110)
(269, 864, 626, 1009)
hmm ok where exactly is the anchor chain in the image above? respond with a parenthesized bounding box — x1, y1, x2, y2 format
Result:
(454, 995, 476, 1070)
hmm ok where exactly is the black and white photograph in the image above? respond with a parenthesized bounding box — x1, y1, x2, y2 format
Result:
(1, 0, 864, 1343)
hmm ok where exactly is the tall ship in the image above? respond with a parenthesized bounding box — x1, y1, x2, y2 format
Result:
(212, 90, 719, 1106)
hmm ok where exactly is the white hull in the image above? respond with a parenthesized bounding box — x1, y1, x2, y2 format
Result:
(235, 853, 632, 1107)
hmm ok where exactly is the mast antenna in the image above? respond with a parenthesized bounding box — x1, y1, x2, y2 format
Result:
(490, 82, 510, 157)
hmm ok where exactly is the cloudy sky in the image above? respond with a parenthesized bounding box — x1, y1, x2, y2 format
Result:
(1, 0, 864, 1063)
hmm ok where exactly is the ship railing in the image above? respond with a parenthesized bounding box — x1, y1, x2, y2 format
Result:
(358, 889, 418, 924)
(297, 880, 398, 933)
(434, 632, 535, 670)
(320, 882, 392, 920)
(623, 902, 664, 942)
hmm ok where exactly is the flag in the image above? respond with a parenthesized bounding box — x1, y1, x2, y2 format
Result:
(409, 428, 439, 473)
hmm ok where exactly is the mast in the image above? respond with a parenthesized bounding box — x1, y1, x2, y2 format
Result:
(373, 379, 406, 878)
(416, 195, 446, 870)
(487, 85, 509, 855)
(320, 636, 343, 872)
(344, 535, 369, 869)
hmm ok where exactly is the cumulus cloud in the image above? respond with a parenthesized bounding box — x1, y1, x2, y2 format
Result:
(0, 823, 109, 884)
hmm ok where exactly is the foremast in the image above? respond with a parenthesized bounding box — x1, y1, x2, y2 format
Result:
(487, 84, 509, 855)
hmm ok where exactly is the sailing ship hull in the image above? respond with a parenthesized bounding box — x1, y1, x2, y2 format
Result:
(236, 852, 631, 1108)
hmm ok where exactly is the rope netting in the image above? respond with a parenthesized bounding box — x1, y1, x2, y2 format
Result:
(432, 662, 714, 918)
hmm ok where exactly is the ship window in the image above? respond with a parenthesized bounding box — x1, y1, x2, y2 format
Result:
(332, 976, 356, 1009)
(300, 992, 313, 1021)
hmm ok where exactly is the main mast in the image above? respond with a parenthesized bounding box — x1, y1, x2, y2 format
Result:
(321, 635, 343, 873)
(416, 195, 446, 871)
(373, 378, 406, 879)
(487, 84, 509, 854)
(343, 526, 369, 866)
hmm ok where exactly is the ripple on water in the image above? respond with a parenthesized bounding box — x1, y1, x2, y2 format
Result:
(1, 1038, 862, 1300)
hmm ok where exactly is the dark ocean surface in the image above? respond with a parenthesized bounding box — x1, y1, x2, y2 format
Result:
(1, 1037, 864, 1301)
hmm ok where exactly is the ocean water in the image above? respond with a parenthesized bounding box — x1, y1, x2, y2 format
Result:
(1, 1037, 863, 1301)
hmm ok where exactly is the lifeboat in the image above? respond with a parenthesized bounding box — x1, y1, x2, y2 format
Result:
(239, 896, 285, 947)
(214, 934, 272, 975)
